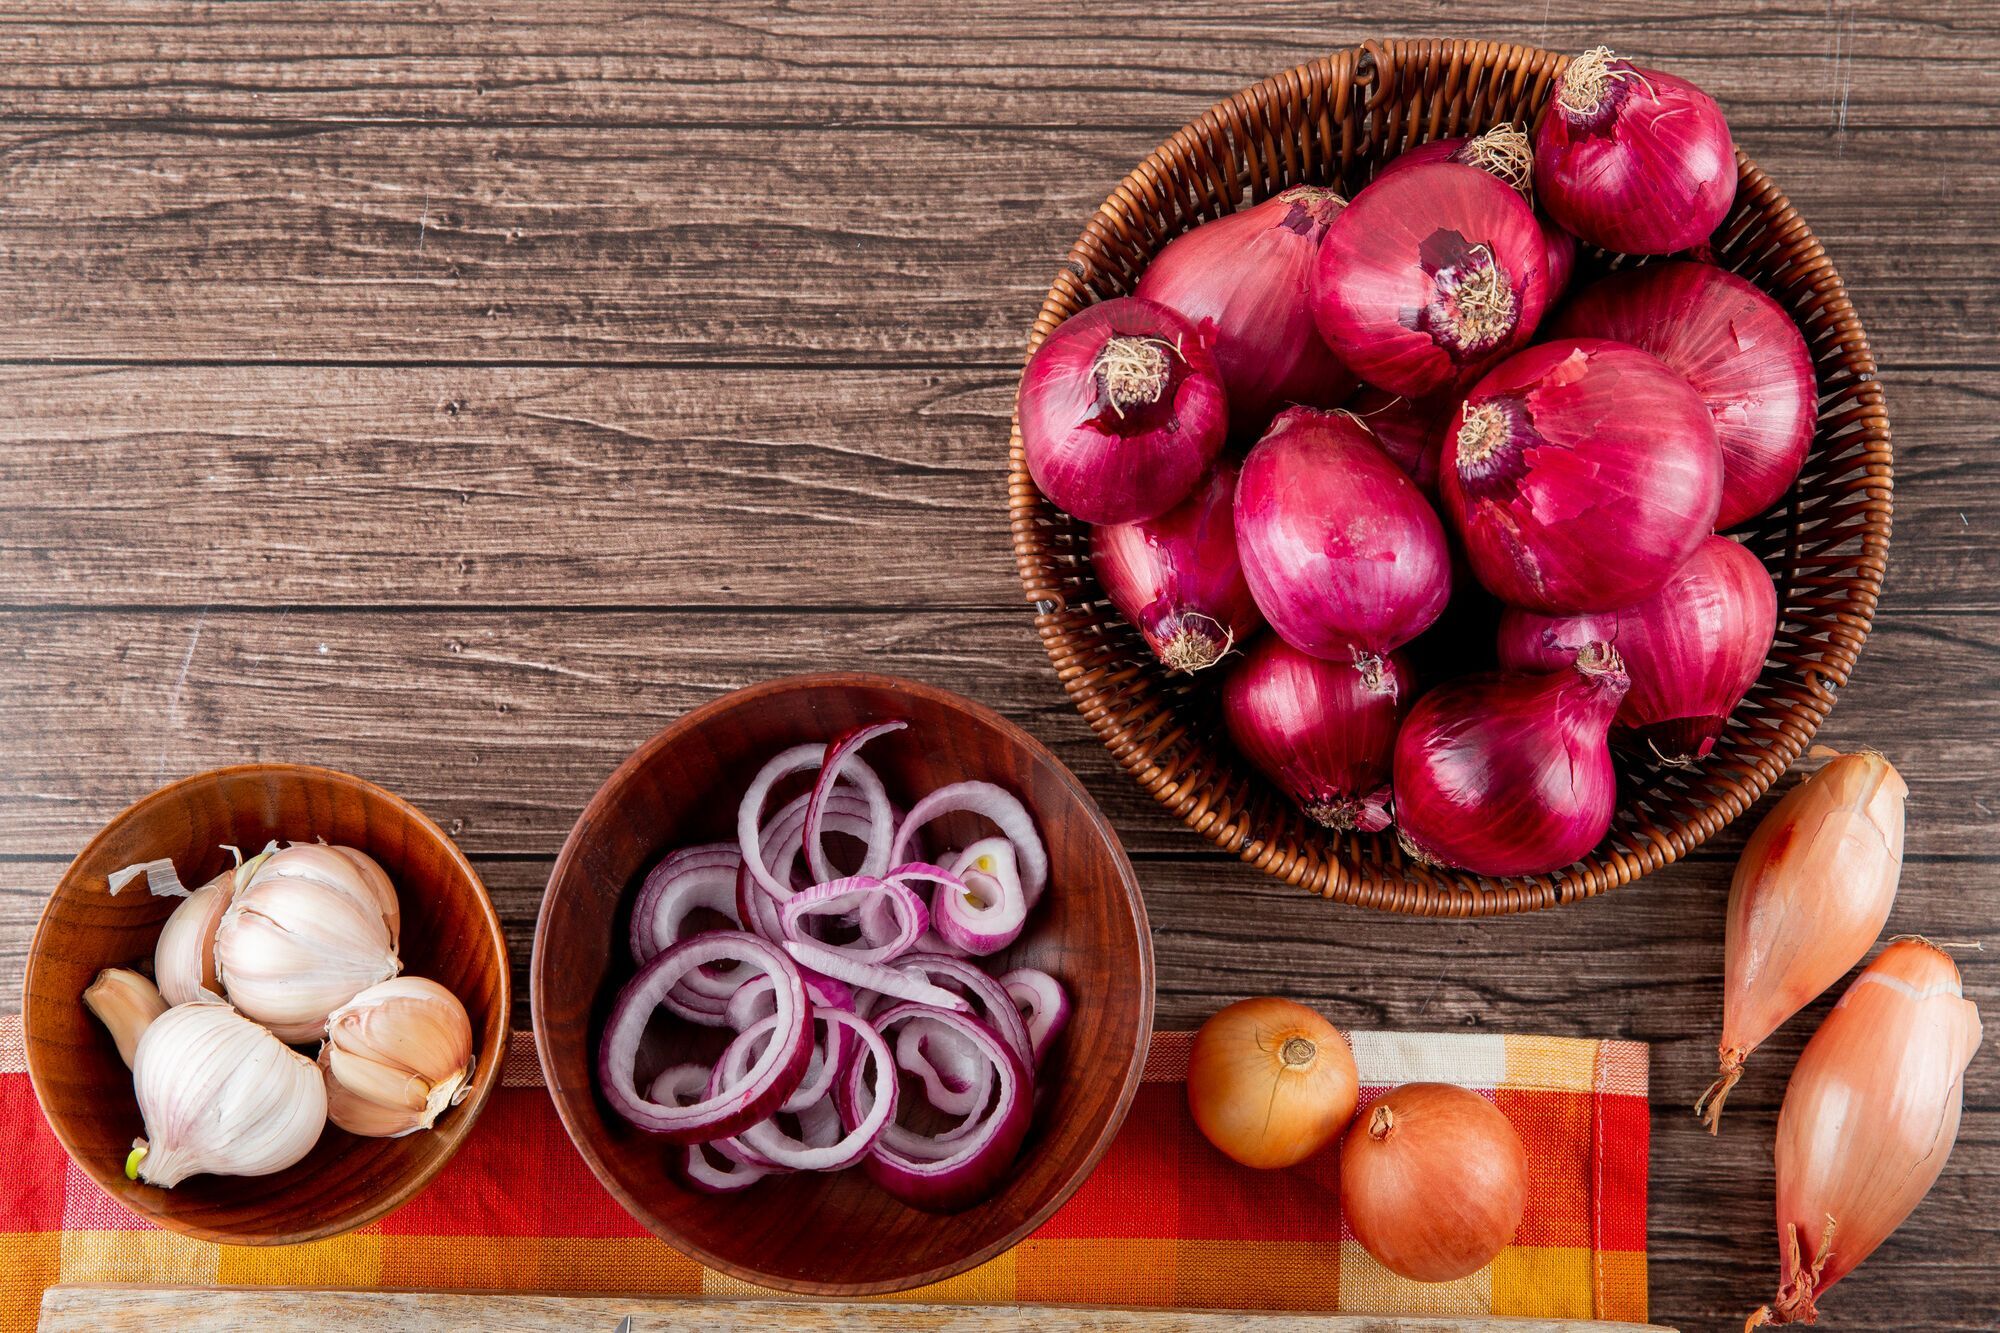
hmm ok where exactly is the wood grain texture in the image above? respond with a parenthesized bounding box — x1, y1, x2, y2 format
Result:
(0, 123, 1990, 365)
(20, 764, 510, 1245)
(533, 674, 1153, 1294)
(34, 1287, 1681, 1332)
(0, 0, 1992, 1327)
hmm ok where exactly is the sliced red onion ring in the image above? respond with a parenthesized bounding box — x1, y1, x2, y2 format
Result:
(781, 876, 928, 964)
(805, 721, 906, 884)
(652, 1066, 773, 1194)
(999, 968, 1071, 1069)
(891, 781, 1049, 907)
(896, 953, 1034, 1072)
(784, 938, 972, 1013)
(797, 1096, 843, 1148)
(739, 787, 881, 941)
(733, 1010, 895, 1172)
(738, 742, 829, 898)
(598, 931, 811, 1142)
(897, 1016, 994, 1120)
(855, 1002, 1034, 1212)
(931, 838, 1028, 956)
(630, 843, 742, 965)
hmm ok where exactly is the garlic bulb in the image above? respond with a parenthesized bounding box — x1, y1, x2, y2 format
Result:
(214, 843, 402, 1043)
(127, 1002, 327, 1188)
(83, 967, 168, 1068)
(318, 977, 475, 1138)
(154, 870, 235, 1006)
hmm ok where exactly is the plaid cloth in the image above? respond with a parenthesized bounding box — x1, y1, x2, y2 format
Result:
(0, 1016, 1647, 1329)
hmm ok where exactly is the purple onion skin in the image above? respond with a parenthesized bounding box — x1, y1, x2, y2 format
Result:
(1312, 163, 1551, 399)
(1223, 637, 1413, 832)
(1442, 337, 1723, 614)
(1496, 534, 1777, 764)
(1092, 459, 1263, 674)
(1393, 652, 1631, 877)
(1553, 261, 1815, 528)
(1019, 296, 1228, 524)
(1235, 407, 1453, 662)
(1135, 186, 1357, 433)
(1534, 54, 1736, 256)
(1347, 387, 1450, 499)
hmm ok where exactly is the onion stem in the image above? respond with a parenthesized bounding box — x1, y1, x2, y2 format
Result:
(1092, 336, 1177, 415)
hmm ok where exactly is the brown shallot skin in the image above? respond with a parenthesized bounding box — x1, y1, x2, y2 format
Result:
(1747, 939, 1981, 1328)
(1697, 751, 1905, 1132)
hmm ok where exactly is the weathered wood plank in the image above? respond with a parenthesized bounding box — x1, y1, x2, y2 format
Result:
(0, 608, 1988, 858)
(0, 123, 1988, 366)
(0, 365, 1986, 610)
(0, 0, 1991, 129)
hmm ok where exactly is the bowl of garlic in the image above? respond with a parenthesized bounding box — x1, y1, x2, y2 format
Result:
(21, 763, 509, 1245)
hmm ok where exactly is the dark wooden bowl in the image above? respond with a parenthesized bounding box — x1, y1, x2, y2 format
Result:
(21, 763, 511, 1245)
(533, 672, 1154, 1295)
(1009, 38, 1892, 914)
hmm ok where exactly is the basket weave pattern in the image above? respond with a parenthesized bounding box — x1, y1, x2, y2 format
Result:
(1008, 40, 1892, 915)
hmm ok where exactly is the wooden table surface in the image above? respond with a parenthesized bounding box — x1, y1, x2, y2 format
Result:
(0, 2, 1992, 1328)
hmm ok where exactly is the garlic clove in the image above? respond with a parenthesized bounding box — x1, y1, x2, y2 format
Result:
(215, 868, 401, 1044)
(153, 871, 235, 1006)
(321, 977, 475, 1138)
(83, 967, 168, 1068)
(128, 1001, 327, 1187)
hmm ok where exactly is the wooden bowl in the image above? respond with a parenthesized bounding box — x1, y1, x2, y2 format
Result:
(533, 672, 1154, 1295)
(1008, 38, 1892, 914)
(22, 763, 511, 1244)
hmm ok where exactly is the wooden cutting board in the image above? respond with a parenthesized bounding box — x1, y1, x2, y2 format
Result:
(38, 1286, 1678, 1331)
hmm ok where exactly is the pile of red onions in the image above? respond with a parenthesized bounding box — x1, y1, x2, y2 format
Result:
(599, 722, 1068, 1210)
(1018, 49, 1819, 880)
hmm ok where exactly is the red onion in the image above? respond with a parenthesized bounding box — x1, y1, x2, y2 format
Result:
(726, 1011, 895, 1172)
(1534, 48, 1736, 256)
(783, 938, 970, 1013)
(930, 839, 1029, 956)
(1497, 534, 1777, 764)
(998, 968, 1070, 1069)
(1552, 261, 1816, 528)
(1376, 127, 1578, 300)
(1442, 337, 1722, 613)
(1347, 388, 1449, 497)
(892, 781, 1048, 907)
(780, 876, 926, 964)
(1134, 185, 1356, 429)
(598, 932, 812, 1142)
(1235, 407, 1451, 663)
(1222, 635, 1413, 833)
(1018, 296, 1228, 523)
(1393, 647, 1630, 876)
(630, 842, 741, 967)
(806, 721, 903, 882)
(1311, 161, 1551, 398)
(895, 953, 1036, 1073)
(1092, 459, 1262, 674)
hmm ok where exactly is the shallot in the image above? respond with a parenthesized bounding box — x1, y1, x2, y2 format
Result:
(1696, 750, 1905, 1132)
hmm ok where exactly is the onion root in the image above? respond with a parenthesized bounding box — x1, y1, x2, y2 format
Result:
(1695, 1049, 1745, 1135)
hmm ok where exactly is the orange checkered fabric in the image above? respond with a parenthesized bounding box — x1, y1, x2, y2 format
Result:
(0, 1017, 1647, 1328)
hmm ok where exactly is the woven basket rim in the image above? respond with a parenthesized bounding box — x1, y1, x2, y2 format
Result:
(1007, 38, 1892, 917)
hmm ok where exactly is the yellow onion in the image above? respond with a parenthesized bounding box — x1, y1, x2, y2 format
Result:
(1186, 996, 1358, 1169)
(1698, 750, 1905, 1131)
(1746, 939, 1981, 1327)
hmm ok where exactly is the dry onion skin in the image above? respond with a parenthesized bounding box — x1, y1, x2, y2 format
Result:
(1186, 996, 1358, 1169)
(1339, 1082, 1528, 1283)
(1746, 939, 1981, 1328)
(1697, 750, 1905, 1132)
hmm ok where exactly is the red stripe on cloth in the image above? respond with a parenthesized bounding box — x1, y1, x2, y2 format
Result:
(1595, 1091, 1650, 1252)
(0, 1077, 68, 1230)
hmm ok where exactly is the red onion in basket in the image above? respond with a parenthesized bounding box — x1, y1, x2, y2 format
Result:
(1442, 337, 1722, 614)
(1553, 261, 1816, 528)
(1347, 387, 1449, 498)
(1534, 48, 1736, 256)
(1222, 635, 1413, 833)
(1311, 161, 1551, 398)
(1235, 406, 1452, 663)
(1092, 459, 1262, 674)
(1375, 126, 1578, 300)
(1018, 296, 1227, 524)
(1393, 647, 1631, 877)
(1135, 185, 1356, 429)
(1496, 534, 1778, 764)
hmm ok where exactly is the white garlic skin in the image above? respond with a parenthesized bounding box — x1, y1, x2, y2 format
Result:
(129, 1002, 327, 1187)
(214, 844, 402, 1043)
(153, 871, 234, 1006)
(319, 977, 476, 1138)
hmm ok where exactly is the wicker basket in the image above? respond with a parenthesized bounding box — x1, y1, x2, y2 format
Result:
(1008, 38, 1892, 915)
